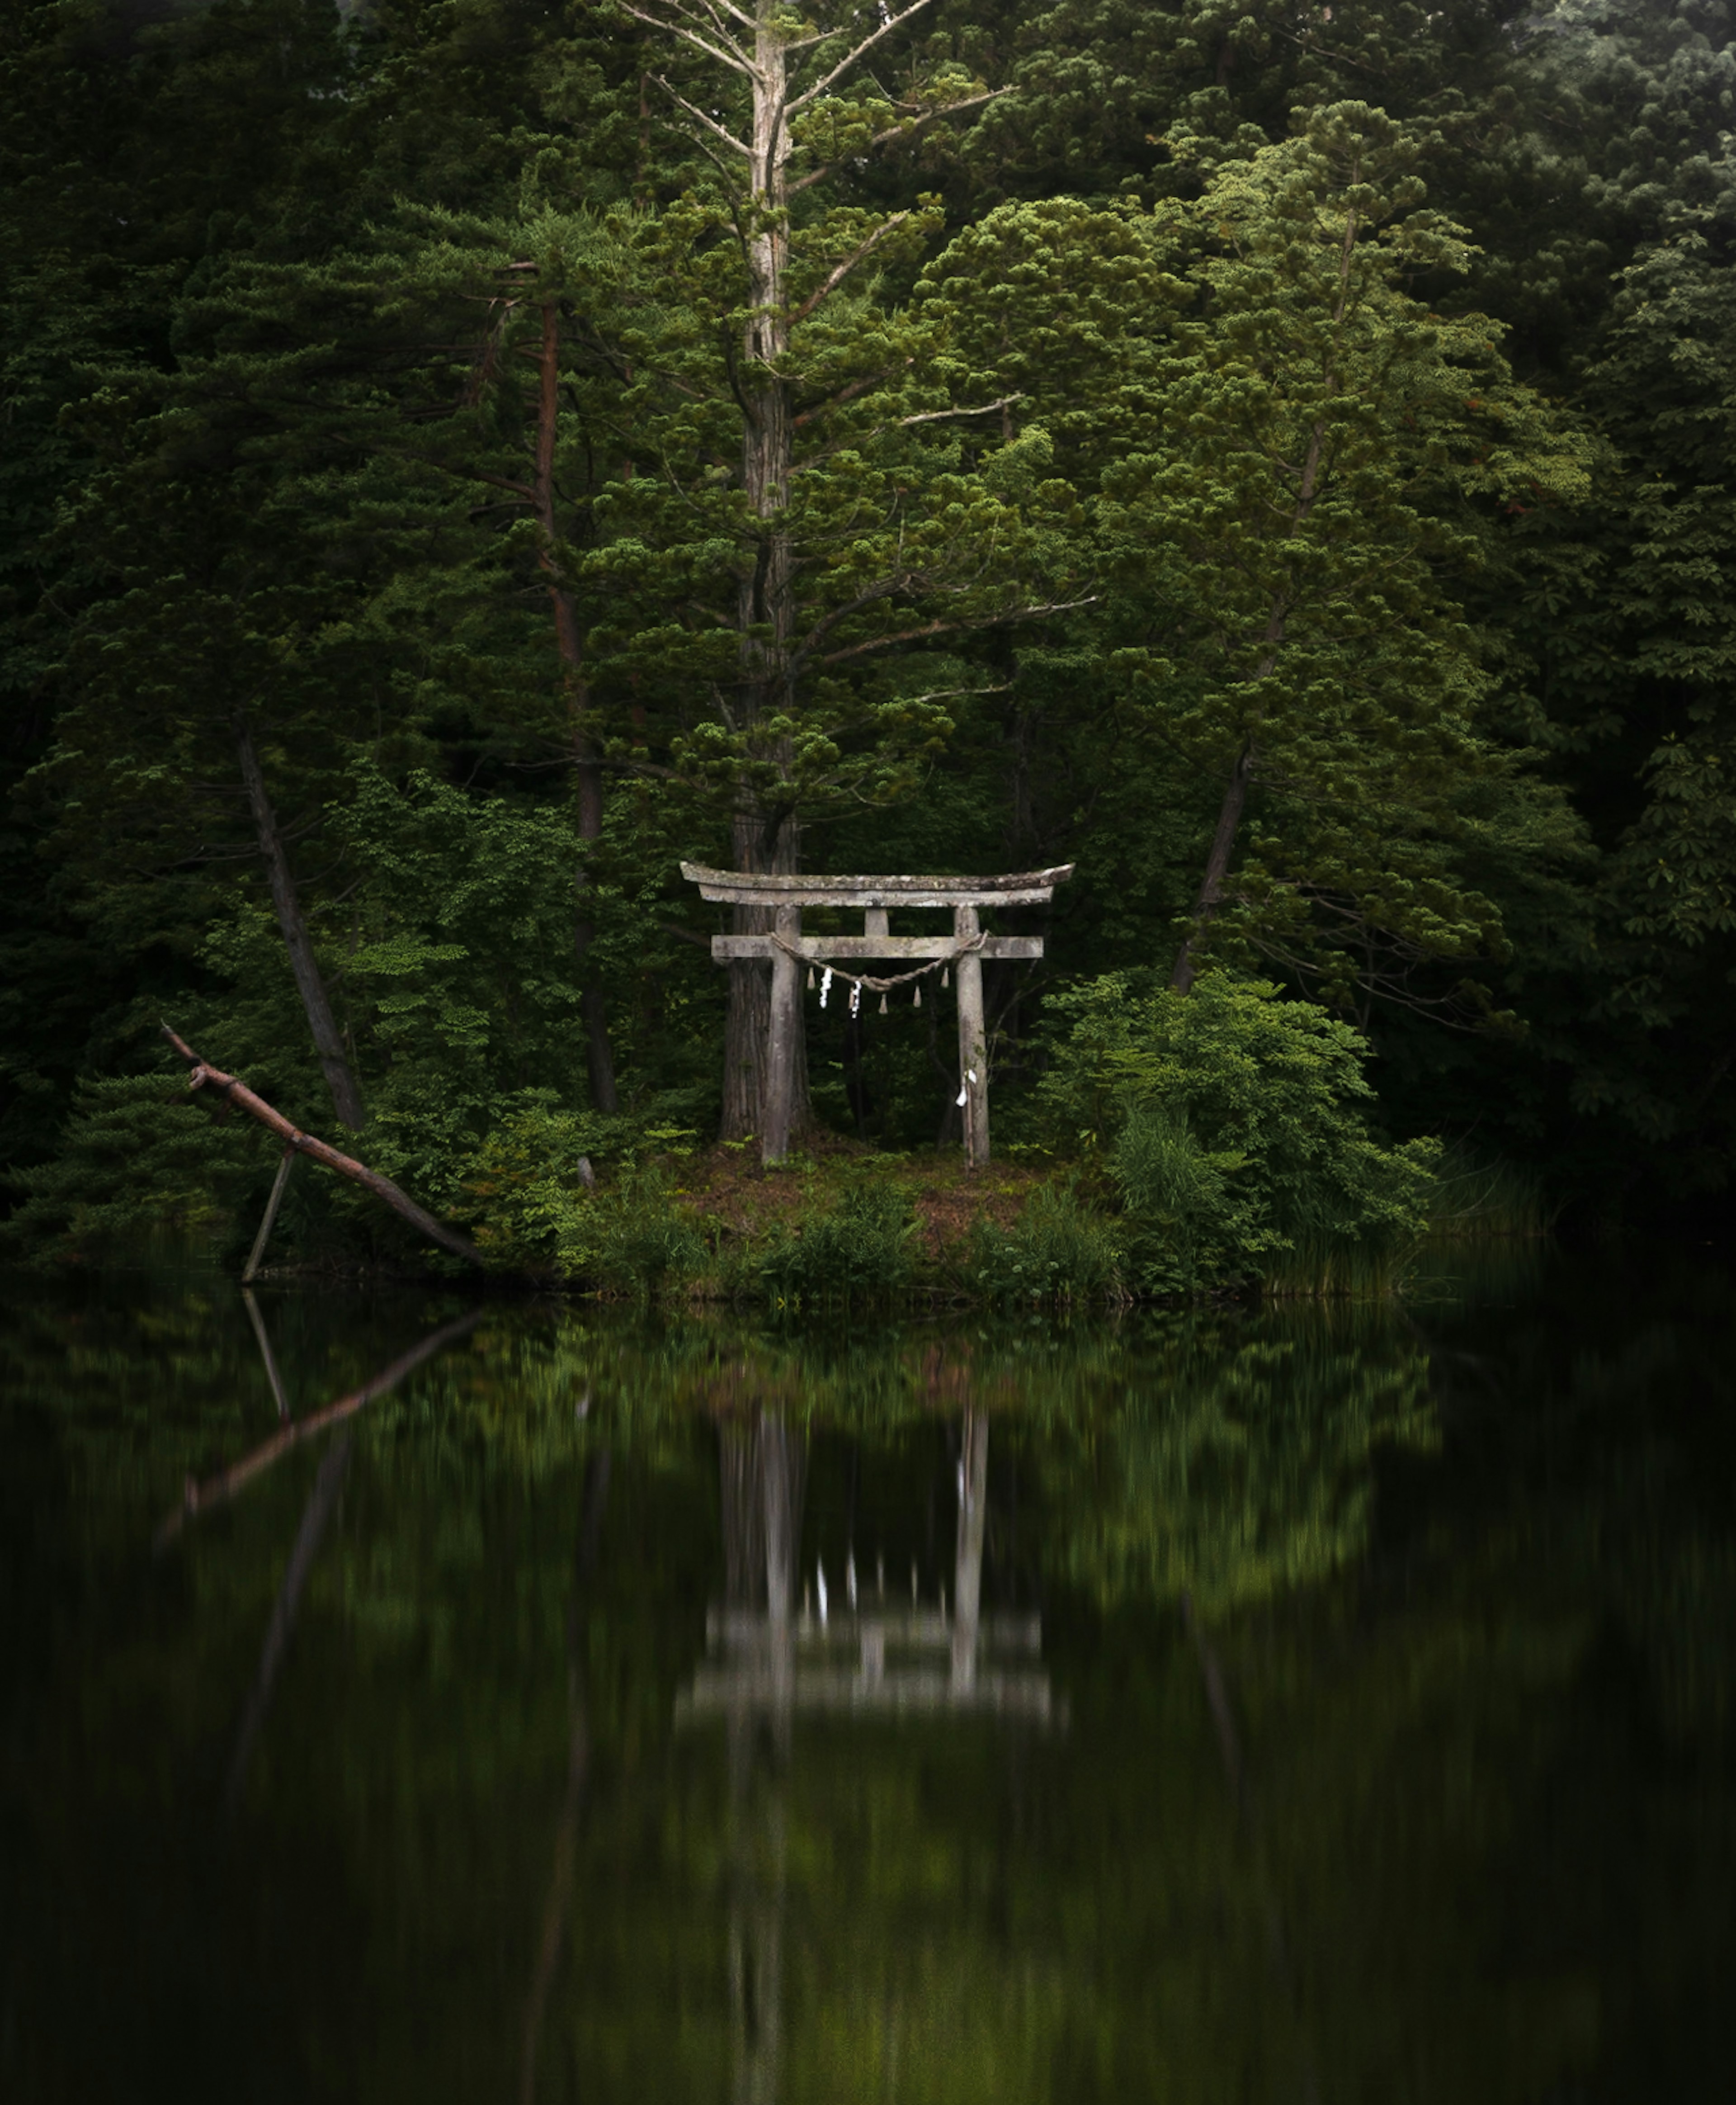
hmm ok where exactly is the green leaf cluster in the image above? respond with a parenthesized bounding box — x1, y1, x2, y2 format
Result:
(1041, 973, 1440, 1290)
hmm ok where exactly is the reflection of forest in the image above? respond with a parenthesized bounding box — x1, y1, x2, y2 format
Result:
(2, 1271, 1735, 2100)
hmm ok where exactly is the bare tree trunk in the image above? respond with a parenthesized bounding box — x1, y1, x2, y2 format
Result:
(721, 804, 810, 1143)
(628, 0, 978, 1137)
(233, 715, 367, 1130)
(720, 9, 808, 1143)
(534, 301, 619, 1115)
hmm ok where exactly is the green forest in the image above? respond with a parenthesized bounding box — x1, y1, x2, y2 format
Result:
(6, 0, 1736, 1283)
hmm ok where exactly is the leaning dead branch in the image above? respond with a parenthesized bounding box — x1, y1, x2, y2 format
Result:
(160, 1024, 484, 1267)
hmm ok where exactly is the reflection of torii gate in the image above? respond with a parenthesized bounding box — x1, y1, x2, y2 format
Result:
(681, 863, 1074, 1167)
(676, 1410, 1062, 2105)
(679, 1413, 1055, 1726)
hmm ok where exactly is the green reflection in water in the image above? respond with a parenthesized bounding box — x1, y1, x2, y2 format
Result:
(2, 1258, 1732, 2102)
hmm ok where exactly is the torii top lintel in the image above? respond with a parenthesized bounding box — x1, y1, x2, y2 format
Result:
(679, 862, 1075, 910)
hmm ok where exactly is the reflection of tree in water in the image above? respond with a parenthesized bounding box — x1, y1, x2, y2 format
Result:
(699, 1404, 1056, 2105)
(489, 1313, 1436, 1631)
(721, 1418, 807, 1623)
(1036, 1310, 1437, 1616)
(718, 1416, 803, 2105)
(519, 1445, 611, 2105)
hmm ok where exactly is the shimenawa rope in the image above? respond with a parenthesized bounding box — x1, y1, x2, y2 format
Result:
(770, 927, 986, 1001)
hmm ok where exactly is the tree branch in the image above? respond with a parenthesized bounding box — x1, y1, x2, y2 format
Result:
(649, 73, 752, 154)
(790, 575, 907, 668)
(899, 394, 1024, 426)
(818, 597, 1095, 666)
(657, 919, 717, 949)
(789, 213, 910, 324)
(684, 0, 757, 30)
(789, 88, 1006, 192)
(411, 455, 536, 503)
(792, 359, 914, 427)
(788, 0, 935, 114)
(617, 1, 753, 77)
(160, 1025, 484, 1265)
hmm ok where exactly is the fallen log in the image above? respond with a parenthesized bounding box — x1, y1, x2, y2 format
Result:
(160, 1024, 483, 1268)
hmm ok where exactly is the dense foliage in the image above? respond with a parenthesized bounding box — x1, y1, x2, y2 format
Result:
(1041, 973, 1441, 1290)
(8, 0, 1736, 1256)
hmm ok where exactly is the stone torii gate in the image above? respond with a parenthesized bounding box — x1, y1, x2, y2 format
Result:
(681, 862, 1074, 1168)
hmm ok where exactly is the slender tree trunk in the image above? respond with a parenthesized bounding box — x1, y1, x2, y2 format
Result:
(225, 1427, 352, 1813)
(233, 715, 367, 1129)
(1168, 422, 1322, 995)
(534, 302, 619, 1115)
(1170, 739, 1256, 995)
(720, 6, 809, 1142)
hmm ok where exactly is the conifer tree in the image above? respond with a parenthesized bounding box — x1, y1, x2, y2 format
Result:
(590, 0, 1084, 1136)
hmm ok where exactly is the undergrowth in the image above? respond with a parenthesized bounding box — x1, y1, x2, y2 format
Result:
(757, 1182, 916, 1307)
(4, 975, 1553, 1304)
(969, 1184, 1124, 1306)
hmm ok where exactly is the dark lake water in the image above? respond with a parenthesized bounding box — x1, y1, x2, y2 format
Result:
(4, 1250, 1734, 2102)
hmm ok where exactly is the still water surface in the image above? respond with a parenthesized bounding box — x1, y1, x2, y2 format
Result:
(3, 1254, 1733, 2101)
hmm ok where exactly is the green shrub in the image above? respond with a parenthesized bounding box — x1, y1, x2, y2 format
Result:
(460, 1093, 707, 1272)
(1042, 973, 1439, 1296)
(496, 1157, 709, 1298)
(1108, 1107, 1254, 1295)
(583, 1171, 710, 1296)
(758, 1181, 915, 1306)
(969, 1183, 1123, 1304)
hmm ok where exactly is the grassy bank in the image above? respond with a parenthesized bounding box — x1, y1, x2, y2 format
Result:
(468, 1136, 1123, 1308)
(461, 1128, 1553, 1309)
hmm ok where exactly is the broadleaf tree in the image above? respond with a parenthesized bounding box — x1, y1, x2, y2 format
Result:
(1090, 105, 1593, 1012)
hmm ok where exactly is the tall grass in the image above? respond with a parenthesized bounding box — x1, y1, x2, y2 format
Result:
(969, 1184, 1124, 1306)
(1259, 1145, 1555, 1300)
(1425, 1144, 1556, 1240)
(755, 1181, 915, 1308)
(1258, 1230, 1414, 1301)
